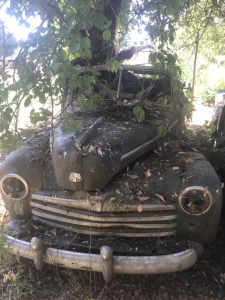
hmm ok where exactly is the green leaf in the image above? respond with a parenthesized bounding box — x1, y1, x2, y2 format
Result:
(52, 62, 60, 73)
(80, 37, 91, 48)
(63, 113, 70, 120)
(92, 69, 101, 76)
(93, 15, 105, 30)
(69, 40, 80, 54)
(103, 29, 111, 41)
(66, 13, 76, 29)
(49, 36, 56, 47)
(167, 54, 176, 65)
(24, 95, 33, 107)
(105, 20, 112, 29)
(133, 106, 145, 122)
(157, 125, 167, 136)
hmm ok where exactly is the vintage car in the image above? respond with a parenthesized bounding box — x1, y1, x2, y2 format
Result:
(0, 65, 222, 282)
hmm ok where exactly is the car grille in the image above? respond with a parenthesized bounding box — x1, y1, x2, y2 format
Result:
(31, 190, 177, 237)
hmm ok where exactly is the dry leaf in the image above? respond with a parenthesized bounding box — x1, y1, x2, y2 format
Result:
(137, 196, 150, 201)
(216, 189, 219, 194)
(203, 187, 208, 197)
(120, 127, 127, 131)
(184, 157, 194, 164)
(178, 152, 186, 155)
(155, 193, 166, 203)
(172, 166, 179, 171)
(145, 169, 151, 177)
(127, 174, 138, 179)
(82, 152, 89, 157)
(138, 204, 143, 213)
(124, 121, 129, 125)
(143, 184, 149, 187)
(163, 142, 168, 147)
(220, 274, 225, 279)
(3, 272, 18, 283)
(221, 183, 224, 189)
(95, 189, 101, 195)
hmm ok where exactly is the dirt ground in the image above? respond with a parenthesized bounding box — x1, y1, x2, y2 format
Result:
(1, 101, 225, 300)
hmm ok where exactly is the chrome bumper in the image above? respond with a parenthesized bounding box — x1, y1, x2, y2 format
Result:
(5, 235, 201, 282)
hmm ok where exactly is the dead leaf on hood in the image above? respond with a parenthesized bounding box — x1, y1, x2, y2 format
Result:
(127, 174, 138, 179)
(137, 196, 150, 201)
(145, 169, 151, 177)
(155, 193, 166, 203)
(138, 204, 143, 213)
(203, 187, 208, 197)
(124, 121, 129, 125)
(95, 189, 101, 195)
(172, 166, 179, 171)
(184, 157, 194, 164)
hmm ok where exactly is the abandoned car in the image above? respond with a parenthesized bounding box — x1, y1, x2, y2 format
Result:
(0, 65, 222, 282)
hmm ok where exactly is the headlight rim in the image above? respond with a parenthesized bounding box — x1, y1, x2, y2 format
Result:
(178, 186, 213, 216)
(0, 173, 29, 201)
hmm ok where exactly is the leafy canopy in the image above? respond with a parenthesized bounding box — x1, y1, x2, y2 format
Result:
(0, 0, 192, 149)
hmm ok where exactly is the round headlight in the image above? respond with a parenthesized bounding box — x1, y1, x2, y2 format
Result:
(0, 174, 29, 200)
(178, 186, 213, 215)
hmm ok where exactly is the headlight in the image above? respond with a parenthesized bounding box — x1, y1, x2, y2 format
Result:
(0, 174, 29, 200)
(178, 186, 213, 215)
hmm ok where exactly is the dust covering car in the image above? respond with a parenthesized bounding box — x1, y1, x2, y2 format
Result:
(0, 65, 222, 282)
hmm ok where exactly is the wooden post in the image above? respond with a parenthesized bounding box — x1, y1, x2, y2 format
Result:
(192, 32, 199, 95)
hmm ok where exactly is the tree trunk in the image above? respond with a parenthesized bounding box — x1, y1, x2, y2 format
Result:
(89, 0, 123, 64)
(192, 32, 199, 96)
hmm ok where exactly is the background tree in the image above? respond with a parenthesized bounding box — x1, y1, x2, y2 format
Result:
(174, 0, 225, 95)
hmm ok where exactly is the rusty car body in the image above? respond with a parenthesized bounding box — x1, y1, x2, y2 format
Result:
(0, 65, 222, 282)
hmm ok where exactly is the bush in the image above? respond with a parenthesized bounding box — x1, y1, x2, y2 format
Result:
(199, 88, 216, 105)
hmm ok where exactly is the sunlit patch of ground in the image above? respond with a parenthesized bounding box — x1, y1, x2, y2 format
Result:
(187, 99, 214, 132)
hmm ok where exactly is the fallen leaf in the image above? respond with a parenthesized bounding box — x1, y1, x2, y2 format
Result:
(95, 189, 101, 195)
(127, 174, 138, 179)
(220, 273, 225, 279)
(184, 157, 194, 164)
(120, 127, 127, 131)
(221, 183, 224, 189)
(143, 184, 149, 187)
(137, 196, 150, 201)
(82, 152, 89, 157)
(136, 190, 142, 195)
(138, 204, 143, 213)
(163, 142, 168, 147)
(178, 152, 186, 155)
(124, 121, 129, 125)
(155, 193, 166, 203)
(3, 272, 18, 283)
(172, 166, 179, 171)
(203, 187, 208, 197)
(216, 189, 219, 194)
(145, 169, 151, 177)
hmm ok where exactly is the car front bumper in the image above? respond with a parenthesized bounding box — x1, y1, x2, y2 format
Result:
(5, 235, 202, 282)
